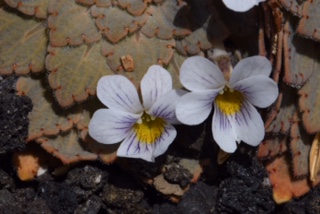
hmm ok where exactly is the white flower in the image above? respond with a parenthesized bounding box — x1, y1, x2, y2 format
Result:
(222, 0, 266, 12)
(175, 56, 278, 153)
(88, 65, 185, 162)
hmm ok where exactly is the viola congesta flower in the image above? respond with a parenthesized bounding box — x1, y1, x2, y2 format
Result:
(176, 56, 278, 153)
(88, 65, 185, 162)
(222, 0, 266, 12)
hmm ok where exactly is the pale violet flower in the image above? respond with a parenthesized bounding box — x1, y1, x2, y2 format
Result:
(222, 0, 266, 12)
(175, 56, 278, 153)
(89, 65, 184, 162)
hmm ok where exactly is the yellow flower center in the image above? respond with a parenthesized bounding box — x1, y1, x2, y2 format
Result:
(133, 112, 166, 144)
(215, 87, 243, 115)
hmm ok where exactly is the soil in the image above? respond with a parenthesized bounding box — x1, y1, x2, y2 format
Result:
(1, 75, 320, 214)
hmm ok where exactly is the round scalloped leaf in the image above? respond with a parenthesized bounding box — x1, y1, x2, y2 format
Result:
(265, 84, 297, 134)
(75, 100, 118, 164)
(16, 76, 83, 141)
(36, 129, 98, 164)
(46, 41, 114, 107)
(0, 8, 47, 75)
(91, 5, 150, 43)
(165, 51, 187, 88)
(257, 135, 288, 159)
(175, 1, 228, 55)
(116, 0, 148, 16)
(266, 153, 320, 204)
(296, 0, 320, 42)
(48, 0, 101, 47)
(4, 0, 49, 18)
(278, 0, 304, 16)
(76, 0, 112, 7)
(298, 67, 320, 133)
(141, 1, 190, 39)
(283, 16, 319, 86)
(88, 140, 118, 164)
(290, 112, 314, 177)
(175, 23, 228, 55)
(102, 33, 175, 87)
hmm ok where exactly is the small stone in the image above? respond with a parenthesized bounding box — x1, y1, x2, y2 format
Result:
(153, 174, 186, 196)
(65, 165, 108, 192)
(164, 163, 193, 188)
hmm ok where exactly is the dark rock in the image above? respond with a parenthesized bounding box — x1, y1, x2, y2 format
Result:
(0, 189, 23, 213)
(37, 181, 78, 214)
(153, 203, 178, 214)
(65, 165, 108, 192)
(14, 187, 36, 205)
(101, 168, 152, 213)
(307, 188, 320, 214)
(75, 195, 102, 214)
(69, 185, 92, 203)
(277, 184, 320, 214)
(164, 163, 193, 188)
(101, 174, 152, 213)
(215, 155, 275, 214)
(0, 169, 15, 190)
(121, 158, 162, 178)
(102, 183, 144, 208)
(177, 181, 218, 214)
(0, 76, 32, 153)
(26, 198, 52, 214)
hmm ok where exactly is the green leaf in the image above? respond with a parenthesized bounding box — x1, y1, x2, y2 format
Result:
(117, 0, 148, 16)
(102, 33, 175, 88)
(0, 8, 47, 75)
(91, 5, 150, 43)
(283, 15, 320, 86)
(48, 0, 101, 46)
(46, 41, 113, 107)
(141, 0, 190, 39)
(296, 0, 320, 42)
(37, 129, 98, 164)
(290, 111, 314, 177)
(4, 0, 50, 18)
(16, 76, 82, 141)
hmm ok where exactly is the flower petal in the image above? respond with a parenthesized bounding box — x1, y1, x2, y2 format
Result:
(232, 75, 278, 108)
(176, 89, 221, 125)
(153, 123, 177, 157)
(149, 89, 187, 125)
(117, 124, 177, 162)
(97, 75, 143, 113)
(229, 56, 271, 85)
(141, 65, 173, 110)
(88, 109, 141, 145)
(180, 56, 225, 92)
(212, 104, 238, 153)
(222, 0, 265, 12)
(233, 101, 264, 147)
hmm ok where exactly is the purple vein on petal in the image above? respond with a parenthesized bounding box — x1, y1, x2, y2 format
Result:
(234, 101, 251, 127)
(191, 69, 220, 87)
(153, 103, 170, 117)
(216, 106, 231, 131)
(126, 131, 140, 155)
